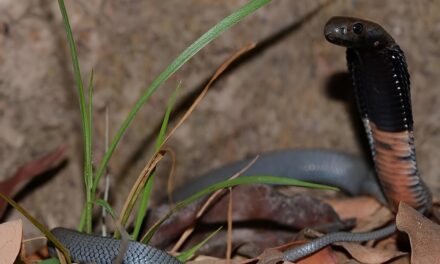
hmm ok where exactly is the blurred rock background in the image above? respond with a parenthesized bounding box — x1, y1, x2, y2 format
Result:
(0, 0, 438, 231)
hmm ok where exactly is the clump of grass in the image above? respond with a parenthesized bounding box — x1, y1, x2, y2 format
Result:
(57, 0, 276, 235)
(47, 0, 339, 262)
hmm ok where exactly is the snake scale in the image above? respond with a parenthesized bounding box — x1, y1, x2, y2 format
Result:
(49, 16, 432, 263)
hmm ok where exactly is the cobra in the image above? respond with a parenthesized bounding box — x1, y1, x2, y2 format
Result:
(283, 16, 432, 261)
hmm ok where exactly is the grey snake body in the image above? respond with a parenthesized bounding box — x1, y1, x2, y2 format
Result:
(50, 16, 432, 263)
(50, 228, 181, 264)
(50, 150, 379, 263)
(172, 149, 385, 203)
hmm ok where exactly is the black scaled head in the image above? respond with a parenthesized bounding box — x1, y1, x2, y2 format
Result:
(324, 16, 395, 49)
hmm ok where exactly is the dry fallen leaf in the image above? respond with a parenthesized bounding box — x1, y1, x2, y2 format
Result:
(257, 248, 284, 264)
(295, 246, 336, 264)
(151, 184, 342, 255)
(0, 145, 67, 219)
(200, 185, 341, 228)
(387, 255, 411, 264)
(326, 196, 393, 232)
(0, 219, 22, 264)
(254, 240, 336, 264)
(396, 202, 440, 264)
(356, 206, 394, 233)
(186, 255, 243, 264)
(335, 241, 406, 264)
(373, 235, 401, 254)
(326, 196, 382, 220)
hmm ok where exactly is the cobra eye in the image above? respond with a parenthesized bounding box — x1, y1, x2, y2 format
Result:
(353, 23, 363, 34)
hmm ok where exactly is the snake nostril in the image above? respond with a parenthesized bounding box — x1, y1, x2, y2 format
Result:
(324, 32, 336, 42)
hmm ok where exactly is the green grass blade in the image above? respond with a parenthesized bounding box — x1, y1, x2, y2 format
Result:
(177, 226, 222, 262)
(86, 70, 94, 191)
(141, 176, 338, 243)
(155, 82, 181, 151)
(131, 175, 154, 240)
(57, 0, 93, 233)
(85, 70, 94, 233)
(0, 192, 71, 264)
(94, 198, 117, 219)
(77, 206, 86, 232)
(38, 258, 60, 264)
(131, 82, 181, 240)
(92, 0, 273, 195)
(178, 176, 338, 206)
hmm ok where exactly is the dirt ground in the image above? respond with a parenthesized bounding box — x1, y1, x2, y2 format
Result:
(0, 0, 439, 237)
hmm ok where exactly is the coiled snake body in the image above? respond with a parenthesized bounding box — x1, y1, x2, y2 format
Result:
(50, 17, 432, 263)
(50, 228, 181, 264)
